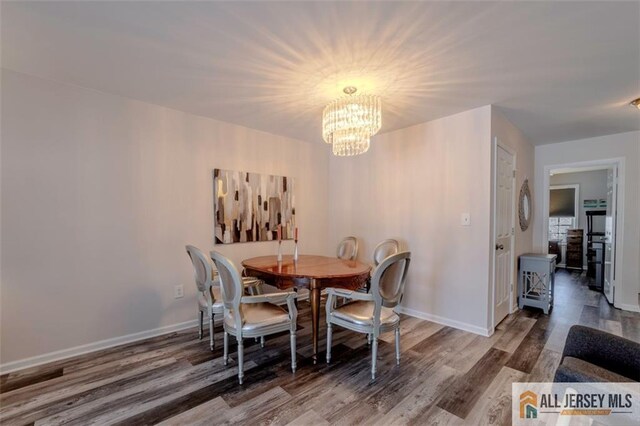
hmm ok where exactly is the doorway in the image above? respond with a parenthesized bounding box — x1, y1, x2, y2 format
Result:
(543, 160, 622, 306)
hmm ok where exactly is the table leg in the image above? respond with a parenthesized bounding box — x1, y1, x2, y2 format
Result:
(309, 279, 321, 364)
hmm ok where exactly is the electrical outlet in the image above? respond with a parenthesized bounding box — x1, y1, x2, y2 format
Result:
(174, 285, 184, 299)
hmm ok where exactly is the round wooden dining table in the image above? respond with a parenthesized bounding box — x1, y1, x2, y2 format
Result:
(242, 255, 371, 363)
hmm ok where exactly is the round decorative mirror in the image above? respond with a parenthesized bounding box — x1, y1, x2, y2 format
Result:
(519, 179, 532, 231)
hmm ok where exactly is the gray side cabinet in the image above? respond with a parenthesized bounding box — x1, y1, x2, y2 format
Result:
(518, 253, 557, 314)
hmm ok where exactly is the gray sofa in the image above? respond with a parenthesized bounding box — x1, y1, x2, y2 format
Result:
(554, 325, 640, 383)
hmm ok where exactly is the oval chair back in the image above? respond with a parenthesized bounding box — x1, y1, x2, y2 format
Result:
(337, 236, 358, 260)
(185, 245, 214, 293)
(372, 239, 400, 266)
(371, 251, 411, 309)
(209, 251, 242, 312)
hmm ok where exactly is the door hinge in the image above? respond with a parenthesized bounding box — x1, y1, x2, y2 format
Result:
(512, 170, 516, 178)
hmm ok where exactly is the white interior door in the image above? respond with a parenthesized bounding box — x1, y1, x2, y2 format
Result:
(604, 167, 617, 304)
(494, 144, 515, 327)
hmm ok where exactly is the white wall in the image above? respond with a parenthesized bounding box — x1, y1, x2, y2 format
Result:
(534, 131, 640, 312)
(491, 108, 535, 318)
(328, 106, 494, 335)
(550, 169, 608, 266)
(0, 70, 331, 366)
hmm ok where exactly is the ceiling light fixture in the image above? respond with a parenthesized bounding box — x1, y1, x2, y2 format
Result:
(631, 98, 640, 109)
(322, 87, 381, 156)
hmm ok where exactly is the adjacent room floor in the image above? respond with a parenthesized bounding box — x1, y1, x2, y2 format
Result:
(1, 270, 638, 425)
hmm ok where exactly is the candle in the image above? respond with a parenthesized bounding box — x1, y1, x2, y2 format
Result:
(277, 224, 281, 241)
(295, 227, 298, 241)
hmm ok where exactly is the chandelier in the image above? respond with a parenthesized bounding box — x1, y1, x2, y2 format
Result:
(322, 87, 381, 156)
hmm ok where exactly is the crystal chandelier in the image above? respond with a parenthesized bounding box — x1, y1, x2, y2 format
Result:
(322, 87, 381, 156)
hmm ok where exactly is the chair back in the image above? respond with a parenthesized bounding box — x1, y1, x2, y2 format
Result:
(337, 236, 358, 260)
(373, 239, 400, 266)
(186, 245, 214, 293)
(371, 251, 411, 309)
(209, 250, 242, 311)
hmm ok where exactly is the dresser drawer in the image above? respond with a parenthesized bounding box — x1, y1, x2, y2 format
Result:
(566, 252, 582, 262)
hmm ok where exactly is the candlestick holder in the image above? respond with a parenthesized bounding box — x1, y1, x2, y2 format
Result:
(293, 240, 299, 261)
(277, 240, 282, 262)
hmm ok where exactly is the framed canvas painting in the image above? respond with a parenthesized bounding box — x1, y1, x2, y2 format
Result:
(213, 169, 295, 244)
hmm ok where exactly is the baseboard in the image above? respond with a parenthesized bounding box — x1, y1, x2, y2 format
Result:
(396, 306, 492, 337)
(615, 303, 640, 313)
(0, 319, 204, 374)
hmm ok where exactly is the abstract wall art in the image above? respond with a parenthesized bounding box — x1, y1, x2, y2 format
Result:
(213, 169, 295, 244)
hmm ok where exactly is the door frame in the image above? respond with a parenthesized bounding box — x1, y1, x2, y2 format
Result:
(490, 137, 516, 330)
(541, 157, 625, 308)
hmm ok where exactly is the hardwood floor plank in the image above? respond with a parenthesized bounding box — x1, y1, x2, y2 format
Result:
(156, 396, 230, 426)
(286, 409, 329, 426)
(528, 349, 562, 383)
(436, 348, 510, 419)
(578, 305, 601, 328)
(462, 366, 526, 426)
(324, 348, 446, 424)
(35, 358, 257, 426)
(369, 365, 458, 426)
(493, 315, 537, 353)
(410, 326, 473, 359)
(0, 358, 179, 422)
(504, 316, 553, 374)
(445, 331, 505, 374)
(1, 360, 188, 426)
(412, 406, 464, 426)
(543, 322, 572, 353)
(599, 318, 623, 337)
(0, 368, 64, 394)
(621, 315, 640, 341)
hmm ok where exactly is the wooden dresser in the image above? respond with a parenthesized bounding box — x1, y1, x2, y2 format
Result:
(565, 229, 583, 270)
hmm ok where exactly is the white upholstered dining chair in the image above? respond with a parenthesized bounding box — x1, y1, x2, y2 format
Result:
(373, 239, 400, 266)
(186, 245, 263, 351)
(325, 251, 411, 380)
(210, 250, 298, 384)
(337, 236, 358, 260)
(359, 239, 400, 295)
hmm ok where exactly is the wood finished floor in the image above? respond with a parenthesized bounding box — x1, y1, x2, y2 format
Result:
(1, 270, 639, 425)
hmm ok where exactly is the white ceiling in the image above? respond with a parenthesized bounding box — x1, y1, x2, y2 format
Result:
(2, 1, 639, 145)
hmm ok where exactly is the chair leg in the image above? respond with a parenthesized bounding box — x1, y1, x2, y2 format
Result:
(395, 328, 401, 365)
(260, 336, 265, 348)
(367, 333, 372, 345)
(198, 310, 204, 340)
(237, 337, 244, 385)
(371, 337, 378, 381)
(326, 323, 333, 364)
(209, 313, 215, 351)
(223, 331, 229, 365)
(290, 330, 297, 373)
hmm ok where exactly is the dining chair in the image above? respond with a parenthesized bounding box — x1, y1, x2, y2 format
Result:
(359, 239, 401, 295)
(337, 236, 359, 260)
(373, 239, 400, 266)
(325, 251, 411, 380)
(186, 245, 264, 351)
(210, 250, 298, 384)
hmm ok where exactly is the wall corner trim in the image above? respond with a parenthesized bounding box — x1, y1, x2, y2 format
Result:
(0, 319, 204, 374)
(396, 306, 493, 337)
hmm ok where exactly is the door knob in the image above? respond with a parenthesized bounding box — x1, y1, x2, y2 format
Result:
(495, 244, 504, 250)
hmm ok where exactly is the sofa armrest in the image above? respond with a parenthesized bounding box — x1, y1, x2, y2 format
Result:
(561, 325, 640, 382)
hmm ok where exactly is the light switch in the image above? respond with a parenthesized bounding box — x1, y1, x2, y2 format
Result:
(461, 213, 471, 226)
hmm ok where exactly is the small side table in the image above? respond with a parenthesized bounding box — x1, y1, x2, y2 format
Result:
(518, 253, 557, 314)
